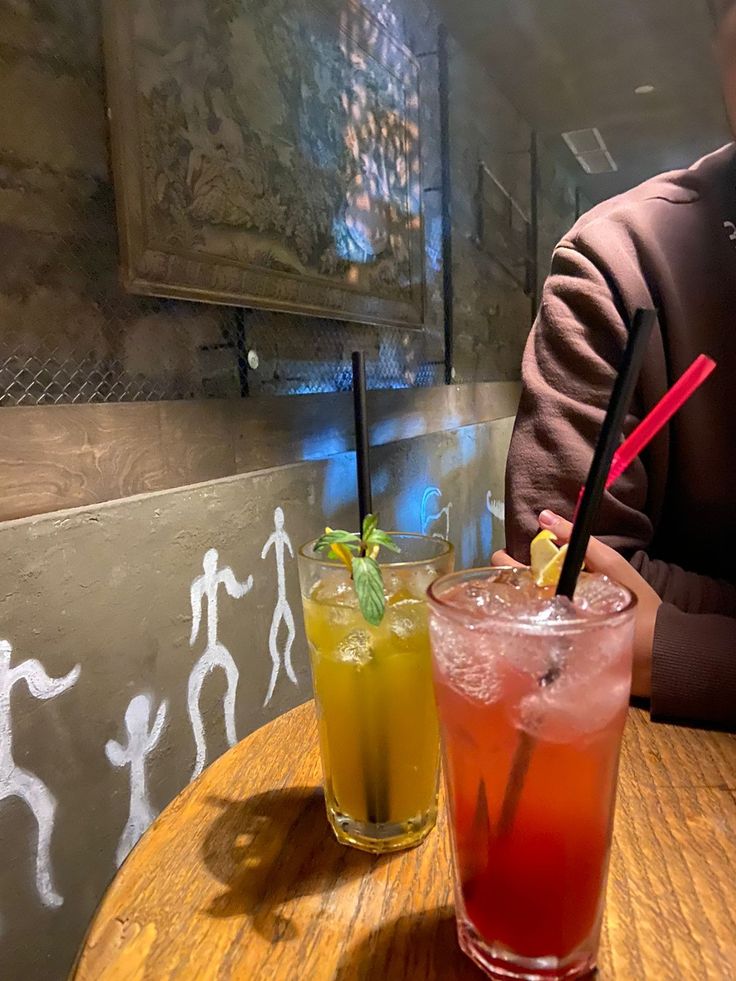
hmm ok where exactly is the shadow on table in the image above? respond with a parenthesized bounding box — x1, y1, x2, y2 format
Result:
(201, 786, 391, 941)
(334, 907, 486, 980)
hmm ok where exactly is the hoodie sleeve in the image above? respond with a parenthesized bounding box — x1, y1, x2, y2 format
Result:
(505, 239, 657, 563)
(650, 605, 736, 730)
(505, 234, 736, 731)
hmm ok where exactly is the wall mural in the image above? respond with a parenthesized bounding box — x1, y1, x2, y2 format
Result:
(106, 694, 168, 868)
(420, 485, 453, 540)
(487, 493, 505, 523)
(103, 0, 425, 327)
(0, 418, 513, 979)
(0, 641, 80, 909)
(188, 550, 254, 780)
(261, 508, 299, 707)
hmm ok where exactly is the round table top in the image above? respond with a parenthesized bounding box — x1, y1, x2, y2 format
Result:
(74, 702, 736, 980)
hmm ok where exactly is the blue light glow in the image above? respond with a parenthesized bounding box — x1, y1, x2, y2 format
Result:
(461, 521, 477, 568)
(390, 471, 429, 534)
(481, 509, 494, 561)
(286, 367, 412, 396)
(333, 216, 373, 264)
(370, 413, 425, 445)
(425, 213, 442, 274)
(322, 453, 358, 519)
(300, 428, 347, 461)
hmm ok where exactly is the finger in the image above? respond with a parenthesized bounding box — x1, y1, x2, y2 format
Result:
(491, 550, 524, 568)
(537, 510, 626, 575)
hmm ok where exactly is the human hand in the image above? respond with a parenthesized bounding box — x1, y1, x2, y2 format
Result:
(492, 509, 661, 698)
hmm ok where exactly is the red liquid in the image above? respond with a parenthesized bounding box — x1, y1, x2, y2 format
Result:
(436, 676, 626, 963)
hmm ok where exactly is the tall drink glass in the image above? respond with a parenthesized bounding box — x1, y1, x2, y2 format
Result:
(299, 534, 454, 853)
(428, 568, 636, 980)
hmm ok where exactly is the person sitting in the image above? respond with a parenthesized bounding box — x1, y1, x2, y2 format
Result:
(496, 0, 736, 731)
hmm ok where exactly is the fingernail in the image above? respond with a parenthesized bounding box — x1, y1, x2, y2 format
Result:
(539, 510, 559, 528)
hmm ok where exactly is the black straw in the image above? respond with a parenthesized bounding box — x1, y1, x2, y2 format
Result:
(352, 351, 373, 529)
(498, 307, 657, 840)
(351, 351, 389, 826)
(556, 308, 657, 600)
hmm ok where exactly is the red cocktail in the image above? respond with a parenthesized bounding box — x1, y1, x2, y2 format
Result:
(428, 568, 636, 980)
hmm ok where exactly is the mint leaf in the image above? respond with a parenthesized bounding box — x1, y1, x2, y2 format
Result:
(362, 513, 378, 541)
(352, 556, 386, 626)
(365, 529, 401, 554)
(314, 531, 361, 554)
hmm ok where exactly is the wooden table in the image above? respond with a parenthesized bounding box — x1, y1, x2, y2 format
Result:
(74, 703, 736, 980)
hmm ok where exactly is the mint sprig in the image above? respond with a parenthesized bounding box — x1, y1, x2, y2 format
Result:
(314, 515, 400, 626)
(351, 557, 386, 626)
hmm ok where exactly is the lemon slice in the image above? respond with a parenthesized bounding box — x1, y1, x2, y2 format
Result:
(530, 529, 572, 587)
(535, 543, 569, 587)
(530, 530, 559, 578)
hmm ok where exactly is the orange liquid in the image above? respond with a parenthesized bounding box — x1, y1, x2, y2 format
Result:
(436, 678, 625, 959)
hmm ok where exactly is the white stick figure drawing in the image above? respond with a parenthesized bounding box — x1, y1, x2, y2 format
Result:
(0, 639, 80, 907)
(105, 694, 168, 868)
(261, 508, 298, 707)
(421, 486, 452, 540)
(486, 493, 506, 522)
(188, 549, 253, 780)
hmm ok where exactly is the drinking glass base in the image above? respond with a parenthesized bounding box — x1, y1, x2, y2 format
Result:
(457, 919, 596, 981)
(327, 804, 437, 854)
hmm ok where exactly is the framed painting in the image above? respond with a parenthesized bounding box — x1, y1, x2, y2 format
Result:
(103, 0, 425, 328)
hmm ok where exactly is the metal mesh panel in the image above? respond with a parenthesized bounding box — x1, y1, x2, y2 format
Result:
(0, 309, 445, 406)
(241, 308, 445, 396)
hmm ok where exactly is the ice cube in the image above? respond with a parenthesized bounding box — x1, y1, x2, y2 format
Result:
(383, 571, 403, 598)
(515, 666, 630, 742)
(575, 575, 631, 615)
(387, 598, 425, 641)
(335, 630, 372, 666)
(430, 618, 503, 704)
(502, 636, 568, 678)
(492, 569, 525, 587)
(408, 564, 441, 599)
(311, 574, 358, 609)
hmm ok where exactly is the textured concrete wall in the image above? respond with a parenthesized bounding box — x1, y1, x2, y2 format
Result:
(449, 38, 533, 383)
(0, 0, 576, 402)
(0, 414, 513, 979)
(536, 136, 583, 301)
(0, 0, 229, 403)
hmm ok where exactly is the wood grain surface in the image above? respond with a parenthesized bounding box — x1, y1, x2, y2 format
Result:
(72, 704, 736, 981)
(0, 383, 519, 523)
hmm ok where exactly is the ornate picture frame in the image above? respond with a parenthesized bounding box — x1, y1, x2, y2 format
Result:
(103, 0, 425, 328)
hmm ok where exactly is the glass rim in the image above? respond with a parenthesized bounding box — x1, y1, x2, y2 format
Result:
(299, 532, 454, 570)
(427, 566, 638, 632)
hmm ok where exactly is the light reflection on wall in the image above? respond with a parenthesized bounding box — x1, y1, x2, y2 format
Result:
(316, 422, 496, 569)
(279, 361, 424, 396)
(334, 1, 421, 270)
(425, 213, 442, 274)
(268, 1, 438, 399)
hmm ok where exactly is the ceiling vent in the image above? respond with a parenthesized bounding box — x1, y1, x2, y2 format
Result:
(562, 128, 618, 174)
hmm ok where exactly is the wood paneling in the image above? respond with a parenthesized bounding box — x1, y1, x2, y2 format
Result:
(73, 703, 736, 980)
(0, 383, 519, 522)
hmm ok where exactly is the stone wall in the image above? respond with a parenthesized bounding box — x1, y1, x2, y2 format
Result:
(0, 0, 577, 403)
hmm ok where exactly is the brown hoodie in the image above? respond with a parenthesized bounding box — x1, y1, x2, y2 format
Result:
(506, 144, 736, 731)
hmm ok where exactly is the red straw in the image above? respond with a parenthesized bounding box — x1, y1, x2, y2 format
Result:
(574, 354, 716, 517)
(606, 354, 716, 488)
